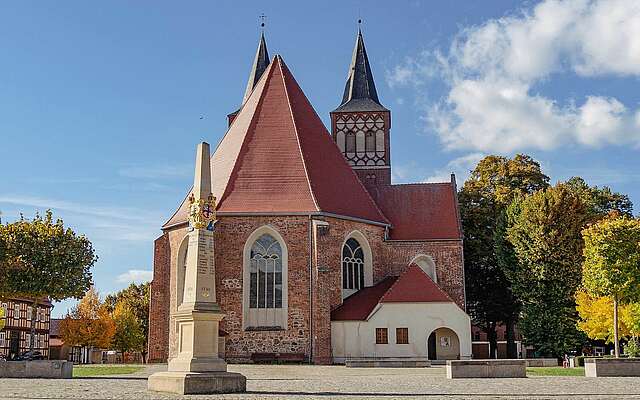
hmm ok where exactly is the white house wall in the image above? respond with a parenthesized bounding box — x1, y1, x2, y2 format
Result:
(331, 302, 472, 362)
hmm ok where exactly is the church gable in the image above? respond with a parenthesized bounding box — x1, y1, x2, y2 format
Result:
(164, 55, 388, 228)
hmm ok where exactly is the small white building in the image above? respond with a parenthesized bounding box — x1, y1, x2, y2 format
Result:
(331, 264, 472, 362)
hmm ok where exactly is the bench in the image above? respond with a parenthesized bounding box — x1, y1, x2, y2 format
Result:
(524, 358, 558, 367)
(585, 358, 640, 377)
(447, 359, 526, 378)
(250, 352, 306, 363)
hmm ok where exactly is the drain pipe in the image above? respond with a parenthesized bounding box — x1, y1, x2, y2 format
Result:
(308, 215, 313, 364)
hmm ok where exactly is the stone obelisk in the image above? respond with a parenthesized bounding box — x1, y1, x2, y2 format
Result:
(148, 142, 246, 395)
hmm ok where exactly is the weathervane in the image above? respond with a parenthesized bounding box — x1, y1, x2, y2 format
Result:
(259, 13, 266, 31)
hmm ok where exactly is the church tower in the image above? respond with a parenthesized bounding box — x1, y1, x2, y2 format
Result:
(331, 28, 391, 190)
(227, 33, 270, 126)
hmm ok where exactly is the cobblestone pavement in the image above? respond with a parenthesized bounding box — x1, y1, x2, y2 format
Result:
(2, 364, 640, 400)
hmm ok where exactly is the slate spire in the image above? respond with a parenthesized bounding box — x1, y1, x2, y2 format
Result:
(335, 28, 386, 112)
(242, 32, 270, 104)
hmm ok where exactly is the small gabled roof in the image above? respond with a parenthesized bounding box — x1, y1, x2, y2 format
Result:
(381, 264, 454, 303)
(164, 55, 389, 228)
(333, 29, 387, 113)
(331, 265, 456, 321)
(330, 277, 397, 321)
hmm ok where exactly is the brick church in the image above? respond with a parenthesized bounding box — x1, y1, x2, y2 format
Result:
(149, 29, 471, 364)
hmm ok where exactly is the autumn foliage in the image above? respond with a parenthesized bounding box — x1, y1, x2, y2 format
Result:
(60, 287, 115, 349)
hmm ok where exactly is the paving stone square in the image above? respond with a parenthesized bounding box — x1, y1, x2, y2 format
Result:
(2, 364, 640, 399)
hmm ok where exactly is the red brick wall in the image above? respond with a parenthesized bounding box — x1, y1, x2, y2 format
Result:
(382, 240, 466, 309)
(148, 233, 170, 363)
(148, 215, 466, 364)
(311, 217, 386, 363)
(212, 216, 312, 362)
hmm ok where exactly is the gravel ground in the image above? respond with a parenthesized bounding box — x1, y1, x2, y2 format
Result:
(1, 364, 640, 400)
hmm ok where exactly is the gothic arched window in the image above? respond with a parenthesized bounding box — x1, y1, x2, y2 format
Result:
(249, 234, 283, 309)
(342, 238, 365, 291)
(243, 226, 288, 329)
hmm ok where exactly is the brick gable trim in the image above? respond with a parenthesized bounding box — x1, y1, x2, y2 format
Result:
(162, 211, 391, 231)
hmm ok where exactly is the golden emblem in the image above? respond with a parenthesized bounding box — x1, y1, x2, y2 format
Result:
(188, 193, 216, 229)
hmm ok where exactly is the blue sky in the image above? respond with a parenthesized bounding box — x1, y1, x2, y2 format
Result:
(1, 0, 638, 317)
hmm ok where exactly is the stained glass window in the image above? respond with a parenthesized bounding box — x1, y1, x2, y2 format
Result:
(249, 234, 283, 309)
(342, 238, 365, 291)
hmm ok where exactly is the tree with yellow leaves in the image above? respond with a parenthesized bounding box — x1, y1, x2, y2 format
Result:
(60, 287, 115, 353)
(0, 306, 5, 332)
(582, 216, 640, 357)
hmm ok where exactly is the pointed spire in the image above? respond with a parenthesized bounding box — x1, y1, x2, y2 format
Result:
(242, 32, 270, 104)
(334, 28, 386, 112)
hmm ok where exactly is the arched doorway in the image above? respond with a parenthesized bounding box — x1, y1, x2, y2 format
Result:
(427, 327, 460, 360)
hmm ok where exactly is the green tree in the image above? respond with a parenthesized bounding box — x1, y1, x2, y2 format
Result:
(111, 302, 145, 359)
(506, 184, 589, 356)
(582, 216, 640, 357)
(104, 282, 150, 362)
(0, 211, 97, 353)
(564, 177, 633, 220)
(459, 154, 549, 358)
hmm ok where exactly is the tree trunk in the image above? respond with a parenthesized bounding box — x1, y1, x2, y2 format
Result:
(506, 317, 518, 359)
(30, 298, 38, 355)
(488, 322, 498, 359)
(613, 296, 620, 358)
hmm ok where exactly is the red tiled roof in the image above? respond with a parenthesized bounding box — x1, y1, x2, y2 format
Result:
(381, 264, 454, 303)
(370, 182, 462, 240)
(331, 264, 456, 321)
(330, 276, 397, 321)
(164, 55, 388, 228)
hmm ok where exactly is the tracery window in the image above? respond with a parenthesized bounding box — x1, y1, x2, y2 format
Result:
(342, 238, 365, 291)
(249, 234, 283, 309)
(243, 226, 288, 329)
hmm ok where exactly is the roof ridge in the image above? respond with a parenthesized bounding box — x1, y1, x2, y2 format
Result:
(392, 182, 453, 187)
(277, 56, 320, 212)
(381, 264, 457, 304)
(216, 57, 278, 208)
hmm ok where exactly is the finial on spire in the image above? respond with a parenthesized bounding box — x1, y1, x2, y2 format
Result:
(259, 13, 266, 30)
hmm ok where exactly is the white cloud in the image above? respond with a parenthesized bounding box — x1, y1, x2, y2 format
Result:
(390, 0, 640, 153)
(424, 153, 485, 183)
(0, 195, 162, 243)
(0, 195, 156, 222)
(116, 269, 153, 284)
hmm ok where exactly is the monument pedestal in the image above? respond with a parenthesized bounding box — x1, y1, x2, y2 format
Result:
(147, 142, 246, 395)
(148, 307, 247, 394)
(148, 371, 246, 395)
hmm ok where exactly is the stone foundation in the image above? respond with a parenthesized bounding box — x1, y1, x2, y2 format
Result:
(147, 371, 246, 394)
(346, 357, 430, 368)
